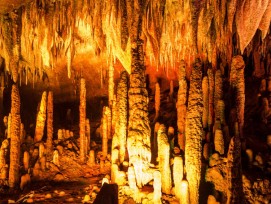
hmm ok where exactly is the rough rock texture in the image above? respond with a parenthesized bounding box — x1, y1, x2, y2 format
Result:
(9, 85, 21, 188)
(79, 78, 86, 162)
(184, 59, 203, 204)
(157, 124, 172, 194)
(34, 91, 47, 142)
(202, 76, 209, 129)
(230, 56, 245, 138)
(46, 91, 53, 155)
(176, 60, 187, 150)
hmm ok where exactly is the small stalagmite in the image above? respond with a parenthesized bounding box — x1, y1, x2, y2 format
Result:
(23, 151, 30, 171)
(184, 59, 203, 204)
(79, 78, 87, 163)
(34, 91, 47, 142)
(53, 150, 60, 167)
(85, 118, 91, 152)
(202, 76, 209, 129)
(216, 100, 226, 125)
(176, 60, 187, 150)
(46, 91, 53, 154)
(153, 170, 162, 203)
(173, 156, 184, 200)
(0, 139, 8, 170)
(9, 85, 21, 188)
(87, 150, 95, 166)
(20, 123, 25, 144)
(39, 143, 45, 158)
(179, 180, 190, 204)
(208, 68, 214, 130)
(214, 129, 225, 155)
(157, 124, 172, 194)
(154, 82, 161, 121)
(230, 56, 245, 138)
(102, 108, 108, 158)
(20, 173, 30, 190)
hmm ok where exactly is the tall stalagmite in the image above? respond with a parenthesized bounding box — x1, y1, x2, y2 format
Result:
(102, 107, 109, 158)
(46, 91, 53, 155)
(157, 124, 172, 194)
(230, 56, 245, 138)
(34, 91, 47, 142)
(9, 85, 21, 188)
(207, 68, 214, 130)
(116, 71, 128, 163)
(79, 78, 86, 162)
(214, 69, 223, 120)
(176, 60, 187, 150)
(108, 62, 115, 107)
(185, 59, 203, 204)
(202, 76, 209, 129)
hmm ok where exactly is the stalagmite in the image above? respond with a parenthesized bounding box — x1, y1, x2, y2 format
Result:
(214, 129, 225, 155)
(185, 59, 203, 204)
(214, 69, 223, 119)
(202, 76, 209, 129)
(23, 151, 30, 171)
(227, 136, 243, 203)
(46, 91, 53, 155)
(157, 124, 172, 194)
(102, 109, 108, 158)
(127, 37, 152, 187)
(216, 100, 226, 125)
(153, 170, 162, 203)
(176, 60, 187, 150)
(173, 156, 184, 200)
(7, 113, 11, 139)
(85, 119, 91, 152)
(230, 56, 245, 138)
(87, 150, 95, 166)
(179, 180, 190, 204)
(39, 143, 45, 158)
(34, 91, 47, 142)
(9, 85, 21, 188)
(104, 106, 112, 140)
(154, 82, 160, 121)
(79, 78, 86, 162)
(20, 173, 30, 190)
(20, 123, 25, 143)
(108, 62, 115, 107)
(53, 150, 60, 167)
(116, 71, 128, 164)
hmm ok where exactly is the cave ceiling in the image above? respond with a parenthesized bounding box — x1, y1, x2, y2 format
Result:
(0, 0, 270, 101)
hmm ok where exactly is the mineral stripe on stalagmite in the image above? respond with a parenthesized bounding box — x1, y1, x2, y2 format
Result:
(9, 84, 21, 188)
(79, 78, 86, 162)
(185, 59, 203, 204)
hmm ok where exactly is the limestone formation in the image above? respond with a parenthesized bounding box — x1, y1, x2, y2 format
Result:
(169, 80, 174, 102)
(34, 91, 47, 142)
(202, 76, 209, 129)
(23, 151, 30, 171)
(207, 69, 214, 129)
(46, 91, 53, 154)
(7, 113, 11, 139)
(214, 69, 223, 122)
(173, 156, 184, 200)
(53, 150, 60, 167)
(176, 60, 187, 150)
(154, 82, 160, 121)
(157, 124, 172, 194)
(179, 180, 190, 204)
(9, 85, 21, 188)
(184, 59, 203, 204)
(20, 123, 25, 144)
(214, 129, 225, 155)
(108, 62, 114, 107)
(153, 170, 162, 203)
(230, 56, 245, 138)
(87, 150, 95, 166)
(85, 118, 91, 153)
(102, 109, 108, 158)
(216, 100, 225, 125)
(79, 78, 87, 162)
(39, 143, 45, 158)
(20, 173, 30, 190)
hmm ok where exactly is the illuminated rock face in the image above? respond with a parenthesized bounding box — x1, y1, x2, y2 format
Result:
(34, 91, 47, 143)
(185, 59, 203, 204)
(9, 85, 21, 188)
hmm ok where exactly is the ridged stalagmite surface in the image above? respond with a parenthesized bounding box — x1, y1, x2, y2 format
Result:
(230, 56, 245, 138)
(185, 59, 203, 204)
(79, 78, 86, 162)
(176, 60, 187, 150)
(157, 124, 172, 194)
(202, 76, 209, 129)
(9, 85, 21, 188)
(227, 136, 243, 203)
(34, 91, 47, 142)
(46, 91, 53, 155)
(116, 71, 128, 164)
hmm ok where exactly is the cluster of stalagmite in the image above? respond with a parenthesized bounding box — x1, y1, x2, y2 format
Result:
(9, 85, 21, 188)
(176, 60, 187, 150)
(184, 59, 203, 204)
(79, 78, 87, 162)
(157, 124, 172, 194)
(34, 91, 47, 142)
(46, 91, 53, 155)
(230, 55, 245, 138)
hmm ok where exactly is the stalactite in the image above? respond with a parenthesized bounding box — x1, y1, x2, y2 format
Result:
(34, 91, 47, 143)
(46, 91, 53, 155)
(227, 136, 243, 203)
(157, 124, 172, 194)
(79, 78, 86, 163)
(176, 60, 187, 151)
(116, 71, 128, 164)
(202, 76, 209, 129)
(154, 82, 161, 122)
(185, 59, 203, 204)
(173, 156, 184, 201)
(230, 56, 245, 138)
(9, 85, 21, 188)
